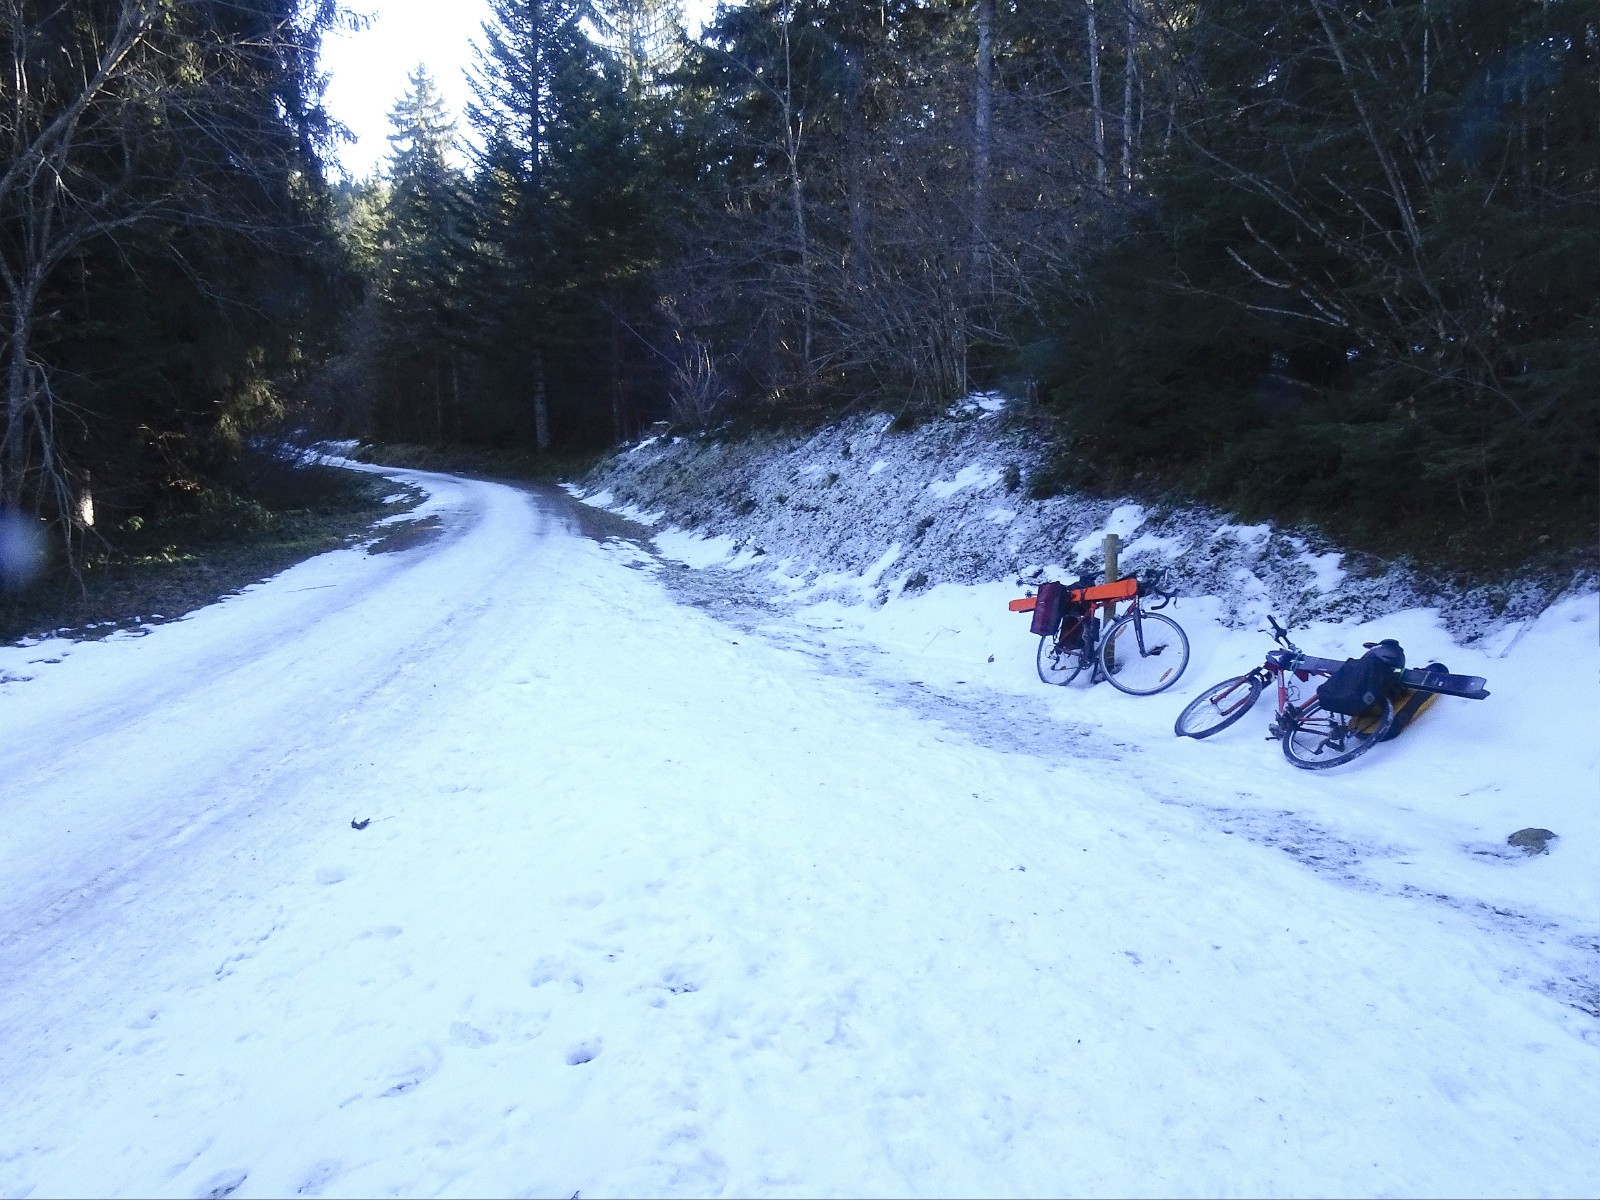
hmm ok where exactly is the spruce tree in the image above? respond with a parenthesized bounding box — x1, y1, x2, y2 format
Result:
(466, 0, 600, 447)
(373, 67, 470, 440)
(464, 0, 673, 447)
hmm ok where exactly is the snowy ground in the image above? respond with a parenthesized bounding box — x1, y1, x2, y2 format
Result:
(2, 463, 1597, 1198)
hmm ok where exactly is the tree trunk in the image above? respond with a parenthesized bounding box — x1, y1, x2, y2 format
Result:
(1086, 0, 1107, 188)
(610, 316, 626, 444)
(532, 346, 551, 451)
(1421, 2, 1430, 96)
(779, 9, 814, 383)
(972, 0, 995, 285)
(791, 169, 814, 376)
(528, 0, 544, 194)
(844, 44, 870, 288)
(2, 288, 37, 508)
(451, 359, 463, 441)
(1121, 0, 1137, 189)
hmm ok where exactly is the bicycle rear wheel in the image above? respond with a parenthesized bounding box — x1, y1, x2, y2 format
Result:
(1280, 698, 1394, 769)
(1037, 630, 1089, 686)
(1174, 674, 1264, 738)
(1099, 611, 1190, 695)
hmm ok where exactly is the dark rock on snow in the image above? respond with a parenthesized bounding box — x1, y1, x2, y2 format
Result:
(1506, 828, 1557, 856)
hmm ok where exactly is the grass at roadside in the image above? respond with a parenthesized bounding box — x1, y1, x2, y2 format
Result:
(0, 457, 413, 646)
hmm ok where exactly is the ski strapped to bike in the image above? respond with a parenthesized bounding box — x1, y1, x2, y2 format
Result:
(1279, 654, 1489, 701)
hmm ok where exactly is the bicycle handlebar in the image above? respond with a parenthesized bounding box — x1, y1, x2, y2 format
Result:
(1133, 569, 1174, 610)
(1265, 614, 1303, 654)
(1021, 567, 1180, 610)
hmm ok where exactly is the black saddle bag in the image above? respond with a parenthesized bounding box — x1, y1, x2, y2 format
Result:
(1317, 644, 1403, 716)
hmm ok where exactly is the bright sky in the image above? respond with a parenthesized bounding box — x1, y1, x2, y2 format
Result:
(321, 1, 719, 180)
(321, 1, 496, 179)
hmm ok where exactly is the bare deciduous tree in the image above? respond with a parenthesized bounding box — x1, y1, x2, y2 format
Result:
(0, 0, 166, 536)
(1085, 0, 1107, 188)
(1, 0, 337, 556)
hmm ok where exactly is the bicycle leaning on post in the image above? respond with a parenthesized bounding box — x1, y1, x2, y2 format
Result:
(1010, 568, 1190, 695)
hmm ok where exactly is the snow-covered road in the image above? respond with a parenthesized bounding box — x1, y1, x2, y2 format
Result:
(2, 468, 1596, 1198)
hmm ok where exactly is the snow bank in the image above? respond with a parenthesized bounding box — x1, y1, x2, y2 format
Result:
(575, 410, 1591, 640)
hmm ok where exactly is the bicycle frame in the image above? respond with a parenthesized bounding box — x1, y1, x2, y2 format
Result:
(1180, 615, 1470, 765)
(1198, 652, 1367, 755)
(1267, 659, 1325, 728)
(1054, 589, 1138, 677)
(1061, 586, 1176, 678)
(1260, 638, 1371, 749)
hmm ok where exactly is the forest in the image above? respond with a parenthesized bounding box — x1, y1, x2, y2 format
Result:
(2, 0, 1596, 579)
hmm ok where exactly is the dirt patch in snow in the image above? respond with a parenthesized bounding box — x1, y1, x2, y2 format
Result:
(365, 516, 444, 554)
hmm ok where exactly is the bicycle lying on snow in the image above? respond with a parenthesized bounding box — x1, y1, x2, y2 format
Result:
(1173, 615, 1490, 769)
(1010, 570, 1190, 695)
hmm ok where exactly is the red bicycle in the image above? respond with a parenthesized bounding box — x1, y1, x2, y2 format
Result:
(1174, 616, 1488, 769)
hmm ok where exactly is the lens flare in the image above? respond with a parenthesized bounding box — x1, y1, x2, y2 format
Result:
(0, 508, 47, 591)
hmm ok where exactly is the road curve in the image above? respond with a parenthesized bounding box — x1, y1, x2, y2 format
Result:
(1, 466, 1597, 1199)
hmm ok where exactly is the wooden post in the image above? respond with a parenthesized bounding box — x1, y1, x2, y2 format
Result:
(1103, 532, 1121, 671)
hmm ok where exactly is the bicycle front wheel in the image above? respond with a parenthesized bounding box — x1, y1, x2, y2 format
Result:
(1099, 612, 1190, 695)
(1280, 698, 1394, 770)
(1174, 674, 1264, 738)
(1037, 632, 1088, 686)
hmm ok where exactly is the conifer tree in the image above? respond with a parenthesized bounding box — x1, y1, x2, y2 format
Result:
(464, 0, 676, 447)
(466, 0, 600, 447)
(372, 67, 470, 439)
(594, 0, 688, 96)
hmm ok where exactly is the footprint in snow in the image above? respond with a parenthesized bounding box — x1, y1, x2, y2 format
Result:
(379, 1044, 441, 1097)
(315, 866, 346, 885)
(566, 1039, 602, 1066)
(665, 1148, 729, 1194)
(661, 969, 699, 996)
(529, 957, 583, 992)
(296, 1160, 342, 1196)
(198, 1169, 248, 1199)
(449, 1021, 498, 1047)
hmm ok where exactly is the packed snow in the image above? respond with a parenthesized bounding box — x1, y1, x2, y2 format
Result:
(2, 455, 1597, 1198)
